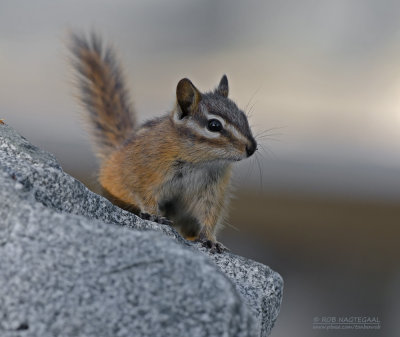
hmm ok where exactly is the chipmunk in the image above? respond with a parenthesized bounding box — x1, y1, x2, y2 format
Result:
(69, 33, 257, 252)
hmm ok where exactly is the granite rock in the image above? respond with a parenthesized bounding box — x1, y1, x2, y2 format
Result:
(0, 123, 283, 336)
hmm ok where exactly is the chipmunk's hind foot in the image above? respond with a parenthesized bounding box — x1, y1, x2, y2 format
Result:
(139, 212, 173, 226)
(196, 238, 229, 254)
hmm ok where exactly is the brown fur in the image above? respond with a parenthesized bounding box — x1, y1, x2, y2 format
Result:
(99, 114, 233, 240)
(69, 33, 135, 159)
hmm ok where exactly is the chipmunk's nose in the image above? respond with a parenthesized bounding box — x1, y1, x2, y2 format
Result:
(246, 138, 257, 157)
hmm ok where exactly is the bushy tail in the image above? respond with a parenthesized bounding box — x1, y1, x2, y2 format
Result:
(69, 33, 135, 159)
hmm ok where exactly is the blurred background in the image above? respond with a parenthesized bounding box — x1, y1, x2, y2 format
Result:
(1, 0, 399, 336)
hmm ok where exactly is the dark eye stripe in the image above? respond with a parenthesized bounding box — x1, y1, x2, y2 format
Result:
(220, 129, 239, 143)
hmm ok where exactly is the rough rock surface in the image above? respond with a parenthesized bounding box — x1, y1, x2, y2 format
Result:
(0, 123, 283, 337)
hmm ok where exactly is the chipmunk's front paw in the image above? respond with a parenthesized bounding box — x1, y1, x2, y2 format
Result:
(195, 238, 229, 254)
(139, 212, 173, 226)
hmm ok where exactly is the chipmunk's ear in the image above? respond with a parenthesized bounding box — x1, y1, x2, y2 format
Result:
(176, 78, 202, 119)
(216, 74, 229, 98)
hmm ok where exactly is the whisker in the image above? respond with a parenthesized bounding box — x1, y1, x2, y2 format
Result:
(244, 84, 263, 115)
(256, 131, 284, 136)
(245, 153, 253, 177)
(255, 147, 266, 159)
(246, 101, 257, 118)
(255, 126, 286, 138)
(256, 133, 283, 138)
(224, 221, 240, 232)
(255, 152, 264, 193)
(256, 136, 283, 143)
(258, 143, 277, 159)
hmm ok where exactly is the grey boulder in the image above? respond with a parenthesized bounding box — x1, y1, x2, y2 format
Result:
(0, 123, 283, 337)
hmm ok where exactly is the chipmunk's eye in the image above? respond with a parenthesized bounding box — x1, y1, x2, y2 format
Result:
(207, 119, 223, 132)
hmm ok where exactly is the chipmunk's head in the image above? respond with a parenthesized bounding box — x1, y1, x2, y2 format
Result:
(173, 75, 257, 163)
